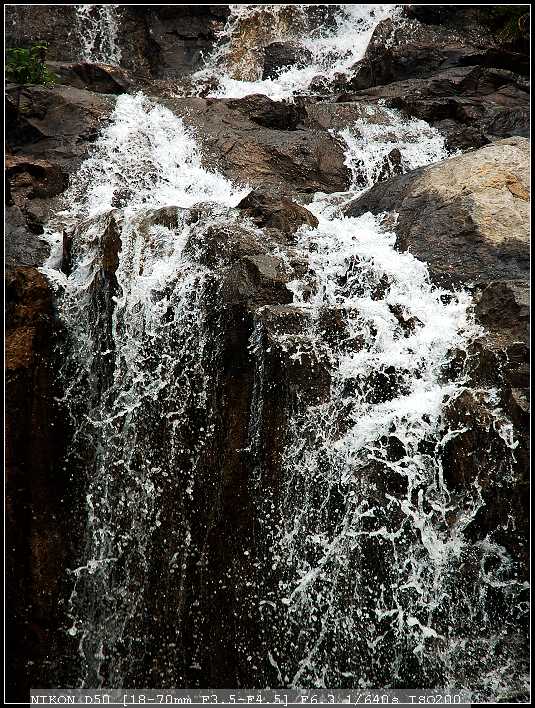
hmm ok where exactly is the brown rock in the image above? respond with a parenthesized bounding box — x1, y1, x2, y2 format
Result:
(236, 189, 318, 237)
(6, 84, 114, 171)
(47, 61, 133, 94)
(5, 266, 74, 700)
(166, 96, 351, 196)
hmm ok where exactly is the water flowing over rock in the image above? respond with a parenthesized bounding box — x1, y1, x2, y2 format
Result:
(5, 4, 530, 703)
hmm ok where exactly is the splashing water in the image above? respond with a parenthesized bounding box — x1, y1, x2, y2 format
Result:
(192, 4, 402, 100)
(75, 4, 122, 65)
(340, 104, 450, 191)
(42, 94, 247, 687)
(240, 104, 526, 692)
(250, 206, 525, 689)
(40, 4, 528, 698)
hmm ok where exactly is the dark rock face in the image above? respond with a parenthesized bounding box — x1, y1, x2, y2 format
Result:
(46, 61, 133, 95)
(236, 189, 318, 236)
(5, 5, 231, 80)
(262, 41, 312, 79)
(5, 84, 114, 171)
(5, 60, 118, 706)
(333, 8, 529, 151)
(6, 154, 68, 239)
(5, 267, 76, 700)
(226, 93, 307, 130)
(126, 6, 231, 79)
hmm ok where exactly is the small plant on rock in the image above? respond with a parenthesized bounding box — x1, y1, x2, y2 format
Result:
(6, 42, 57, 86)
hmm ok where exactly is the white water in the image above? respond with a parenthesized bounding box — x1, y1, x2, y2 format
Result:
(252, 198, 513, 688)
(192, 4, 402, 100)
(43, 93, 247, 686)
(41, 4, 527, 698)
(339, 104, 451, 189)
(75, 4, 122, 65)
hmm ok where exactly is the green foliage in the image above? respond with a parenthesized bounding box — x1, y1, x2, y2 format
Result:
(6, 42, 57, 86)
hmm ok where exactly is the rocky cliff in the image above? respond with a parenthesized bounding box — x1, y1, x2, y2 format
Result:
(5, 4, 530, 702)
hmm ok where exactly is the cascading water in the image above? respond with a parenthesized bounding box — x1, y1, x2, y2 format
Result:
(192, 4, 402, 100)
(249, 199, 524, 692)
(240, 114, 527, 694)
(43, 93, 247, 687)
(339, 105, 455, 190)
(75, 4, 122, 65)
(41, 4, 528, 700)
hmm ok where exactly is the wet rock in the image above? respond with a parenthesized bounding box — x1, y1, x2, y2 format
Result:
(262, 41, 312, 80)
(472, 280, 530, 404)
(224, 254, 293, 307)
(333, 10, 529, 150)
(130, 5, 231, 79)
(5, 5, 230, 82)
(376, 148, 404, 182)
(214, 5, 311, 81)
(5, 266, 73, 700)
(5, 84, 114, 172)
(441, 387, 529, 570)
(6, 155, 67, 199)
(226, 94, 306, 130)
(47, 61, 133, 94)
(474, 280, 529, 340)
(5, 206, 49, 271)
(345, 137, 530, 287)
(6, 155, 68, 235)
(236, 189, 318, 237)
(304, 101, 383, 130)
(166, 96, 351, 196)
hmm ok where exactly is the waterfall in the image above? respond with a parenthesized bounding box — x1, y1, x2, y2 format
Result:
(40, 5, 527, 700)
(75, 4, 122, 65)
(339, 105, 452, 190)
(250, 204, 519, 690)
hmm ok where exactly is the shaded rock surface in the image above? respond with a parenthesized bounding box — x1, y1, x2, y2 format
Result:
(262, 41, 312, 80)
(5, 266, 75, 698)
(165, 95, 351, 195)
(46, 61, 134, 95)
(6, 84, 114, 171)
(333, 7, 529, 151)
(5, 5, 231, 80)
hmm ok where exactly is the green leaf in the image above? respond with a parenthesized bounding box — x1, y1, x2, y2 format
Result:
(5, 41, 55, 86)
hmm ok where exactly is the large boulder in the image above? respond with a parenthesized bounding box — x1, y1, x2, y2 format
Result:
(6, 84, 114, 171)
(345, 137, 530, 287)
(46, 61, 134, 94)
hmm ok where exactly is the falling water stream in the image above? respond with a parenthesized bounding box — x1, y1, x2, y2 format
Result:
(41, 3, 528, 699)
(75, 4, 122, 64)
